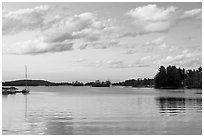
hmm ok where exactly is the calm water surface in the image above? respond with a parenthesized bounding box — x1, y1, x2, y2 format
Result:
(2, 86, 202, 135)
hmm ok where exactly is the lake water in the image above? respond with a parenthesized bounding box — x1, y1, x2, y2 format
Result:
(2, 86, 202, 135)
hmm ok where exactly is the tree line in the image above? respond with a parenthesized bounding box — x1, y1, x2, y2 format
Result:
(2, 65, 202, 89)
(112, 78, 154, 87)
(154, 65, 202, 89)
(2, 79, 111, 87)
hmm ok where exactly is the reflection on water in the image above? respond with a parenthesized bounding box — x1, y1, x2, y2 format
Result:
(24, 95, 28, 119)
(26, 111, 74, 135)
(2, 87, 202, 135)
(45, 117, 74, 135)
(156, 97, 202, 114)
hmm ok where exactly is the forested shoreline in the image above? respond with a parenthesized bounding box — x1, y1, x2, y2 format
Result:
(154, 66, 202, 89)
(2, 66, 202, 89)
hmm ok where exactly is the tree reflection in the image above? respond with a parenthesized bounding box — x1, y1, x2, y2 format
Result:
(156, 97, 202, 115)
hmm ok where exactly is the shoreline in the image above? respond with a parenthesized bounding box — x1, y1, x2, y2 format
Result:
(2, 85, 202, 89)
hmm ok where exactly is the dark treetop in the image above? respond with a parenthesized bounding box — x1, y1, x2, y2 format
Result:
(154, 66, 202, 89)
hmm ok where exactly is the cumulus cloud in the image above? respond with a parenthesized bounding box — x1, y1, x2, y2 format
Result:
(6, 38, 73, 55)
(127, 4, 176, 21)
(42, 12, 105, 43)
(3, 5, 49, 35)
(126, 4, 177, 34)
(3, 7, 116, 54)
(125, 4, 202, 35)
(3, 4, 201, 55)
(40, 12, 117, 47)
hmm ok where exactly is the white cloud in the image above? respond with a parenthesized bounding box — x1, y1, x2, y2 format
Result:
(126, 4, 177, 34)
(126, 4, 202, 35)
(41, 12, 116, 45)
(3, 5, 49, 35)
(127, 4, 176, 22)
(6, 38, 73, 55)
(3, 4, 201, 56)
(182, 8, 202, 19)
(42, 12, 100, 43)
(3, 8, 117, 54)
(154, 50, 201, 68)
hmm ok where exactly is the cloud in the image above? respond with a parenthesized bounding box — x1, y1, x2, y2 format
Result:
(96, 59, 150, 69)
(42, 12, 102, 43)
(3, 5, 49, 35)
(127, 4, 176, 21)
(3, 4, 201, 55)
(96, 60, 128, 68)
(122, 36, 167, 54)
(144, 36, 165, 46)
(6, 38, 73, 55)
(80, 39, 120, 49)
(119, 32, 138, 38)
(141, 56, 152, 61)
(181, 8, 202, 19)
(125, 4, 202, 35)
(153, 50, 202, 68)
(42, 12, 115, 52)
(142, 36, 168, 52)
(79, 43, 89, 50)
(140, 55, 161, 65)
(126, 4, 177, 34)
(124, 50, 137, 55)
(41, 12, 116, 45)
(168, 46, 178, 53)
(72, 58, 86, 63)
(3, 7, 116, 54)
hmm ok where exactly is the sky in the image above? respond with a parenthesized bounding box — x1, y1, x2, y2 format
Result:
(2, 2, 202, 82)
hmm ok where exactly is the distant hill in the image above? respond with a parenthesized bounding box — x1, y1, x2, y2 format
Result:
(2, 79, 58, 86)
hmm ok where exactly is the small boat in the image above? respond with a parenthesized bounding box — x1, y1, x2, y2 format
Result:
(22, 65, 30, 94)
(22, 88, 29, 94)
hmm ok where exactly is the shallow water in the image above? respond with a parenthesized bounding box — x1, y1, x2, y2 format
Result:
(2, 86, 202, 135)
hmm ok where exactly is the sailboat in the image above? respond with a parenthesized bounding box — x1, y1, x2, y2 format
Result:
(22, 65, 30, 94)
